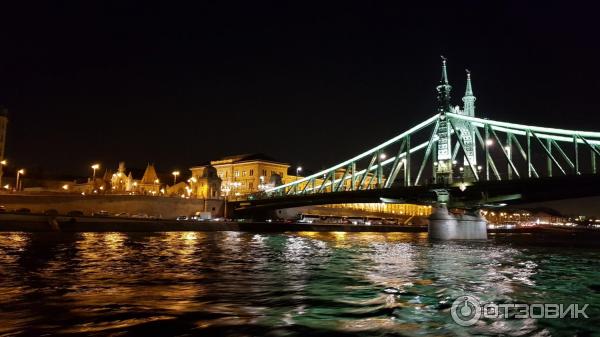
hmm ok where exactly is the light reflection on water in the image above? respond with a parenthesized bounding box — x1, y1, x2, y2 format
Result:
(0, 231, 598, 336)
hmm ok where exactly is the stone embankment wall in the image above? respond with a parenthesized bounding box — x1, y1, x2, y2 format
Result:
(0, 194, 224, 219)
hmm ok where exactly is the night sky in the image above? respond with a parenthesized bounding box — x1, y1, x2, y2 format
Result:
(1, 1, 599, 177)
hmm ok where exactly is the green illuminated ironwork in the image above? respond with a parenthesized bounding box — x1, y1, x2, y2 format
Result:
(264, 59, 600, 197)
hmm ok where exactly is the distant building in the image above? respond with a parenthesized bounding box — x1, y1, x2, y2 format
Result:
(137, 164, 161, 194)
(109, 162, 134, 192)
(188, 165, 221, 199)
(193, 153, 290, 196)
(77, 162, 164, 195)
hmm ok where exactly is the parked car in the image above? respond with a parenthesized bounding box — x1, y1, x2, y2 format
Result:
(92, 210, 110, 217)
(132, 213, 149, 218)
(44, 209, 59, 216)
(67, 210, 84, 217)
(115, 212, 131, 217)
(176, 216, 189, 221)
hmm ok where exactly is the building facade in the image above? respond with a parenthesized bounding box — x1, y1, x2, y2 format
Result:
(188, 165, 221, 199)
(197, 153, 291, 196)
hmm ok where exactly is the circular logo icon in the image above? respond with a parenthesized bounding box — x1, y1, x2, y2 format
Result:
(451, 295, 482, 326)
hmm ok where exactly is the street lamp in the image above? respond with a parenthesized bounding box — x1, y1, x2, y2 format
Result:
(485, 139, 494, 146)
(296, 166, 302, 181)
(91, 163, 100, 182)
(16, 169, 25, 191)
(172, 171, 180, 185)
(380, 153, 386, 160)
(0, 159, 6, 188)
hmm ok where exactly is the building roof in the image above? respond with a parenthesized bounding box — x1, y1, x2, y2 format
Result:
(140, 164, 159, 184)
(209, 153, 289, 166)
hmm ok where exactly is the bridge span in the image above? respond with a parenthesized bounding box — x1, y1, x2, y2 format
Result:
(233, 58, 600, 239)
(233, 174, 600, 215)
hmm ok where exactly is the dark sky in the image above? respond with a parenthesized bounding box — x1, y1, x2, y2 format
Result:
(1, 1, 599, 177)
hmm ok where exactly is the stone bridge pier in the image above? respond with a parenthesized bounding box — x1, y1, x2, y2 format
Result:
(428, 204, 487, 240)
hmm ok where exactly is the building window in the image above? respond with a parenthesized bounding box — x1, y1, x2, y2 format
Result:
(262, 169, 267, 176)
(234, 170, 239, 177)
(250, 169, 254, 176)
(242, 171, 247, 176)
(249, 182, 253, 190)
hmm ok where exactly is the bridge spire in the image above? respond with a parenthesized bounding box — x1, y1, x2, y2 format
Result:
(436, 55, 452, 115)
(462, 69, 476, 117)
(435, 56, 454, 183)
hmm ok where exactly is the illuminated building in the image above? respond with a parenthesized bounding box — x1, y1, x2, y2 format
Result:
(109, 162, 133, 192)
(202, 153, 290, 196)
(188, 165, 221, 198)
(326, 203, 432, 216)
(137, 163, 161, 194)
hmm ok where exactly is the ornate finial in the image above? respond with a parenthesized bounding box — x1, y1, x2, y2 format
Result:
(437, 55, 452, 113)
(464, 69, 473, 97)
(439, 55, 449, 85)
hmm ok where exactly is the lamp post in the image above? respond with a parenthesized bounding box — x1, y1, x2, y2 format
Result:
(172, 171, 180, 185)
(16, 169, 25, 192)
(0, 159, 6, 189)
(296, 166, 302, 182)
(91, 163, 100, 181)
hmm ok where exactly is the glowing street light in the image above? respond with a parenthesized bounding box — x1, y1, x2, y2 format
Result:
(16, 169, 25, 191)
(0, 159, 6, 187)
(380, 153, 387, 160)
(91, 163, 100, 182)
(485, 139, 494, 146)
(172, 171, 180, 185)
(296, 166, 302, 181)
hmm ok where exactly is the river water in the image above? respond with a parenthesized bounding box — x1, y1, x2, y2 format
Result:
(0, 231, 598, 336)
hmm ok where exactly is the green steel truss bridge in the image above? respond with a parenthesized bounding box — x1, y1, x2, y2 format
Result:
(238, 58, 600, 213)
(265, 111, 600, 195)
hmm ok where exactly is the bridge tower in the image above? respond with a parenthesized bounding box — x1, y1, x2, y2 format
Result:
(458, 70, 478, 180)
(435, 56, 453, 183)
(462, 69, 476, 117)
